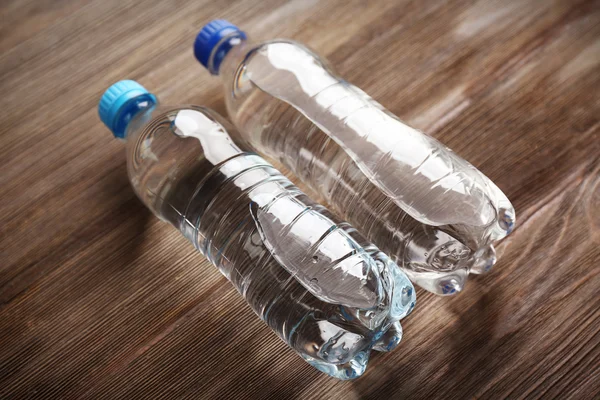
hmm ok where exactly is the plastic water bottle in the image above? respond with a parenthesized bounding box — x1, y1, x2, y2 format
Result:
(98, 80, 416, 379)
(193, 20, 516, 295)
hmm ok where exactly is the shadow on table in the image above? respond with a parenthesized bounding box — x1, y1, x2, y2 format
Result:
(351, 282, 521, 399)
(91, 282, 322, 398)
(97, 159, 154, 271)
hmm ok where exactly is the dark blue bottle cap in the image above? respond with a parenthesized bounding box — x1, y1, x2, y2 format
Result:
(194, 19, 246, 75)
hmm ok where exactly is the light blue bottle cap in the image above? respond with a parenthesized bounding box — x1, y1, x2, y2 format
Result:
(194, 19, 246, 75)
(98, 80, 156, 138)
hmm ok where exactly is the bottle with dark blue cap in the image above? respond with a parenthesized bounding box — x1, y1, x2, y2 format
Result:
(193, 19, 516, 297)
(97, 79, 416, 381)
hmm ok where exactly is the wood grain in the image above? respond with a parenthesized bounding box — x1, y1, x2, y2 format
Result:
(1, 0, 599, 398)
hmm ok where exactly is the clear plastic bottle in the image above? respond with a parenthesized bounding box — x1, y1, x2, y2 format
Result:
(193, 20, 516, 295)
(98, 80, 416, 379)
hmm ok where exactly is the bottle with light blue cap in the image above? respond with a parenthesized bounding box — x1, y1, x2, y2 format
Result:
(98, 80, 157, 139)
(193, 19, 516, 296)
(98, 80, 416, 379)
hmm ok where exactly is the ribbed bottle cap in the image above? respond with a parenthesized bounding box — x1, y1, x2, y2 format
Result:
(194, 19, 246, 74)
(98, 80, 155, 138)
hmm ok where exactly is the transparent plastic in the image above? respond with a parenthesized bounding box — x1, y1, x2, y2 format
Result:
(116, 97, 416, 379)
(211, 35, 516, 295)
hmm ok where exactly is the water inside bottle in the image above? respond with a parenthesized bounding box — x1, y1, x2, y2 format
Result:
(126, 105, 416, 378)
(219, 39, 515, 294)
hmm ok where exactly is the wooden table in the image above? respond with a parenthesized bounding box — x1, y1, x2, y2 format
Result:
(1, 0, 599, 398)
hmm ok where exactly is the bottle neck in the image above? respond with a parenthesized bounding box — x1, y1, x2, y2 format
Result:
(208, 32, 249, 76)
(114, 94, 157, 139)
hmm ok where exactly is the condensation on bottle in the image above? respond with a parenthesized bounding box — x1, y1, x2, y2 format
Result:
(98, 80, 416, 379)
(194, 20, 516, 296)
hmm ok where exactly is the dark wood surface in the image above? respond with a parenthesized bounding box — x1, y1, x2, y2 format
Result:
(1, 0, 599, 398)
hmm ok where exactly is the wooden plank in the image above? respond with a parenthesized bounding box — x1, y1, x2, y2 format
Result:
(1, 0, 598, 398)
